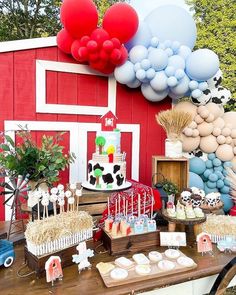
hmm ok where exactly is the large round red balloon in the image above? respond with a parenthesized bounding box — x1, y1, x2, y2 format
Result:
(57, 28, 74, 54)
(102, 3, 139, 43)
(61, 0, 98, 39)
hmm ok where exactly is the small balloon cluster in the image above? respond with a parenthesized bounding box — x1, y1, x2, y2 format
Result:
(57, 0, 138, 74)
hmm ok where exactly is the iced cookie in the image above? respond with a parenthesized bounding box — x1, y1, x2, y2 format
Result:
(158, 260, 175, 271)
(96, 262, 115, 275)
(110, 268, 128, 280)
(177, 257, 195, 267)
(132, 253, 150, 265)
(165, 249, 180, 259)
(135, 264, 151, 275)
(115, 257, 134, 269)
(148, 251, 162, 262)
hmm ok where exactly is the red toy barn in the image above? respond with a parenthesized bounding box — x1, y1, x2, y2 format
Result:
(0, 37, 171, 221)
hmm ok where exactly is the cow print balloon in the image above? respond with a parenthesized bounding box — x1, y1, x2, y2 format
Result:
(210, 86, 231, 106)
(190, 88, 212, 106)
(207, 69, 223, 89)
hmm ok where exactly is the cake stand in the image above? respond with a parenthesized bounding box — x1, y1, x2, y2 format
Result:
(161, 209, 206, 247)
(81, 181, 132, 192)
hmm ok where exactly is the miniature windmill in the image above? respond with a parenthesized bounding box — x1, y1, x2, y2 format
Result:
(0, 174, 31, 240)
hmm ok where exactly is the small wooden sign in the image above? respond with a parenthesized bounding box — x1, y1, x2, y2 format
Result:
(160, 232, 186, 247)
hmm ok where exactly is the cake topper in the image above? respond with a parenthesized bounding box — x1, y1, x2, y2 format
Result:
(100, 111, 117, 131)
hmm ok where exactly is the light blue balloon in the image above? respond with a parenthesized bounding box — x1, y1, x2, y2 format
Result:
(125, 21, 152, 51)
(203, 169, 212, 178)
(214, 166, 223, 172)
(205, 160, 213, 169)
(204, 184, 218, 194)
(224, 178, 230, 186)
(141, 84, 168, 102)
(186, 49, 220, 81)
(192, 89, 203, 99)
(129, 45, 148, 64)
(136, 69, 146, 81)
(148, 46, 155, 53)
(213, 158, 222, 167)
(208, 153, 216, 160)
(146, 68, 156, 80)
(199, 82, 208, 91)
(148, 49, 168, 71)
(157, 43, 166, 50)
(171, 41, 181, 53)
(220, 194, 234, 212)
(150, 71, 168, 91)
(168, 55, 185, 70)
(220, 185, 230, 194)
(164, 40, 172, 48)
(189, 172, 204, 189)
(168, 91, 183, 100)
(165, 48, 174, 57)
(175, 69, 185, 80)
(190, 157, 206, 175)
(165, 66, 175, 77)
(207, 181, 217, 189)
(177, 45, 192, 60)
(145, 5, 197, 49)
(170, 74, 190, 96)
(150, 37, 159, 47)
(208, 173, 219, 182)
(127, 79, 142, 88)
(216, 179, 224, 189)
(141, 59, 151, 70)
(167, 76, 178, 87)
(215, 171, 224, 180)
(114, 61, 136, 84)
(189, 80, 199, 90)
(134, 62, 141, 72)
(223, 161, 233, 168)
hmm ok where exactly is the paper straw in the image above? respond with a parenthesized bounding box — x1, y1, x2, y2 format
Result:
(131, 193, 134, 215)
(126, 199, 128, 217)
(118, 194, 120, 215)
(138, 194, 140, 218)
(108, 197, 110, 216)
(143, 192, 146, 214)
(123, 197, 125, 215)
(115, 199, 117, 217)
(151, 195, 154, 219)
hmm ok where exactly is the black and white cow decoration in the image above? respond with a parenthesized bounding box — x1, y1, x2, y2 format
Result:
(190, 88, 212, 106)
(207, 69, 223, 89)
(205, 192, 221, 207)
(210, 86, 231, 106)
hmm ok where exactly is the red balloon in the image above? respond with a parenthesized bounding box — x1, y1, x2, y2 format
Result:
(90, 28, 109, 48)
(78, 47, 89, 60)
(101, 63, 116, 74)
(90, 60, 107, 72)
(87, 40, 98, 53)
(103, 40, 114, 53)
(60, 0, 98, 39)
(80, 35, 90, 46)
(118, 45, 128, 65)
(89, 52, 99, 62)
(71, 39, 81, 60)
(111, 37, 121, 49)
(100, 49, 110, 61)
(56, 28, 74, 54)
(110, 48, 122, 64)
(102, 3, 139, 43)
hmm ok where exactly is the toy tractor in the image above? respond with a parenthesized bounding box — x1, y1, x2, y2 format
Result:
(0, 239, 15, 268)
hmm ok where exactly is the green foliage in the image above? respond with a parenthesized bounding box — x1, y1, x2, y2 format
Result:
(162, 180, 179, 195)
(0, 127, 76, 186)
(94, 168, 103, 177)
(95, 136, 106, 147)
(186, 0, 236, 110)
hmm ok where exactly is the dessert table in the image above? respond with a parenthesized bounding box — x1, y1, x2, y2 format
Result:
(0, 222, 235, 295)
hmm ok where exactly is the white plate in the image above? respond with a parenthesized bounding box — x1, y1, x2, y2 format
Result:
(148, 251, 163, 262)
(165, 249, 180, 259)
(177, 257, 195, 267)
(110, 268, 128, 280)
(158, 260, 175, 271)
(82, 181, 132, 192)
(135, 264, 151, 275)
(115, 257, 134, 269)
(132, 253, 150, 265)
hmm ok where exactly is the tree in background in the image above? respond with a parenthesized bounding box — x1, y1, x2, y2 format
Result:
(0, 0, 125, 41)
(186, 0, 236, 109)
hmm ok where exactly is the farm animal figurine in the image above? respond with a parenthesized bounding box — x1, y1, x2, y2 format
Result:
(72, 241, 94, 273)
(45, 256, 63, 286)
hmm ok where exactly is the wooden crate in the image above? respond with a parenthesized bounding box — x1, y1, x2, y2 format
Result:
(152, 156, 189, 192)
(79, 189, 110, 224)
(102, 230, 160, 256)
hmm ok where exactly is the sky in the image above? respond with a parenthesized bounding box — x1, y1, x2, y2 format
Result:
(130, 0, 191, 20)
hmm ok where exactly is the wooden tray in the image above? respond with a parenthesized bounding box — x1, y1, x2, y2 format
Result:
(98, 250, 197, 288)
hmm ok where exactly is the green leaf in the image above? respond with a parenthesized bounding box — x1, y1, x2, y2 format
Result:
(38, 165, 46, 171)
(5, 135, 15, 147)
(0, 144, 10, 151)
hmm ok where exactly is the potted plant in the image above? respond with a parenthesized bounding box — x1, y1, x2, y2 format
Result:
(0, 127, 76, 206)
(162, 179, 179, 203)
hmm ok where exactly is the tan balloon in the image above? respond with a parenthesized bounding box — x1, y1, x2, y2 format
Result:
(212, 127, 221, 137)
(221, 127, 231, 137)
(205, 102, 222, 119)
(215, 144, 234, 161)
(199, 109, 210, 119)
(212, 117, 225, 129)
(189, 121, 197, 129)
(205, 113, 214, 123)
(226, 136, 232, 144)
(182, 134, 200, 152)
(231, 129, 236, 139)
(200, 135, 218, 153)
(195, 114, 204, 124)
(231, 156, 236, 171)
(223, 112, 236, 129)
(216, 135, 226, 145)
(197, 122, 214, 137)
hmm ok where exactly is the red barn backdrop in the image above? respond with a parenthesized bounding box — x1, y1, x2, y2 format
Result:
(0, 37, 171, 221)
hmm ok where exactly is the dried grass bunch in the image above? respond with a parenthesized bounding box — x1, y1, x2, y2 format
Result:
(156, 109, 192, 141)
(25, 211, 93, 245)
(200, 214, 236, 236)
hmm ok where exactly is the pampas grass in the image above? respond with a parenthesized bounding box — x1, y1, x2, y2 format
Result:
(156, 109, 193, 141)
(226, 167, 236, 203)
